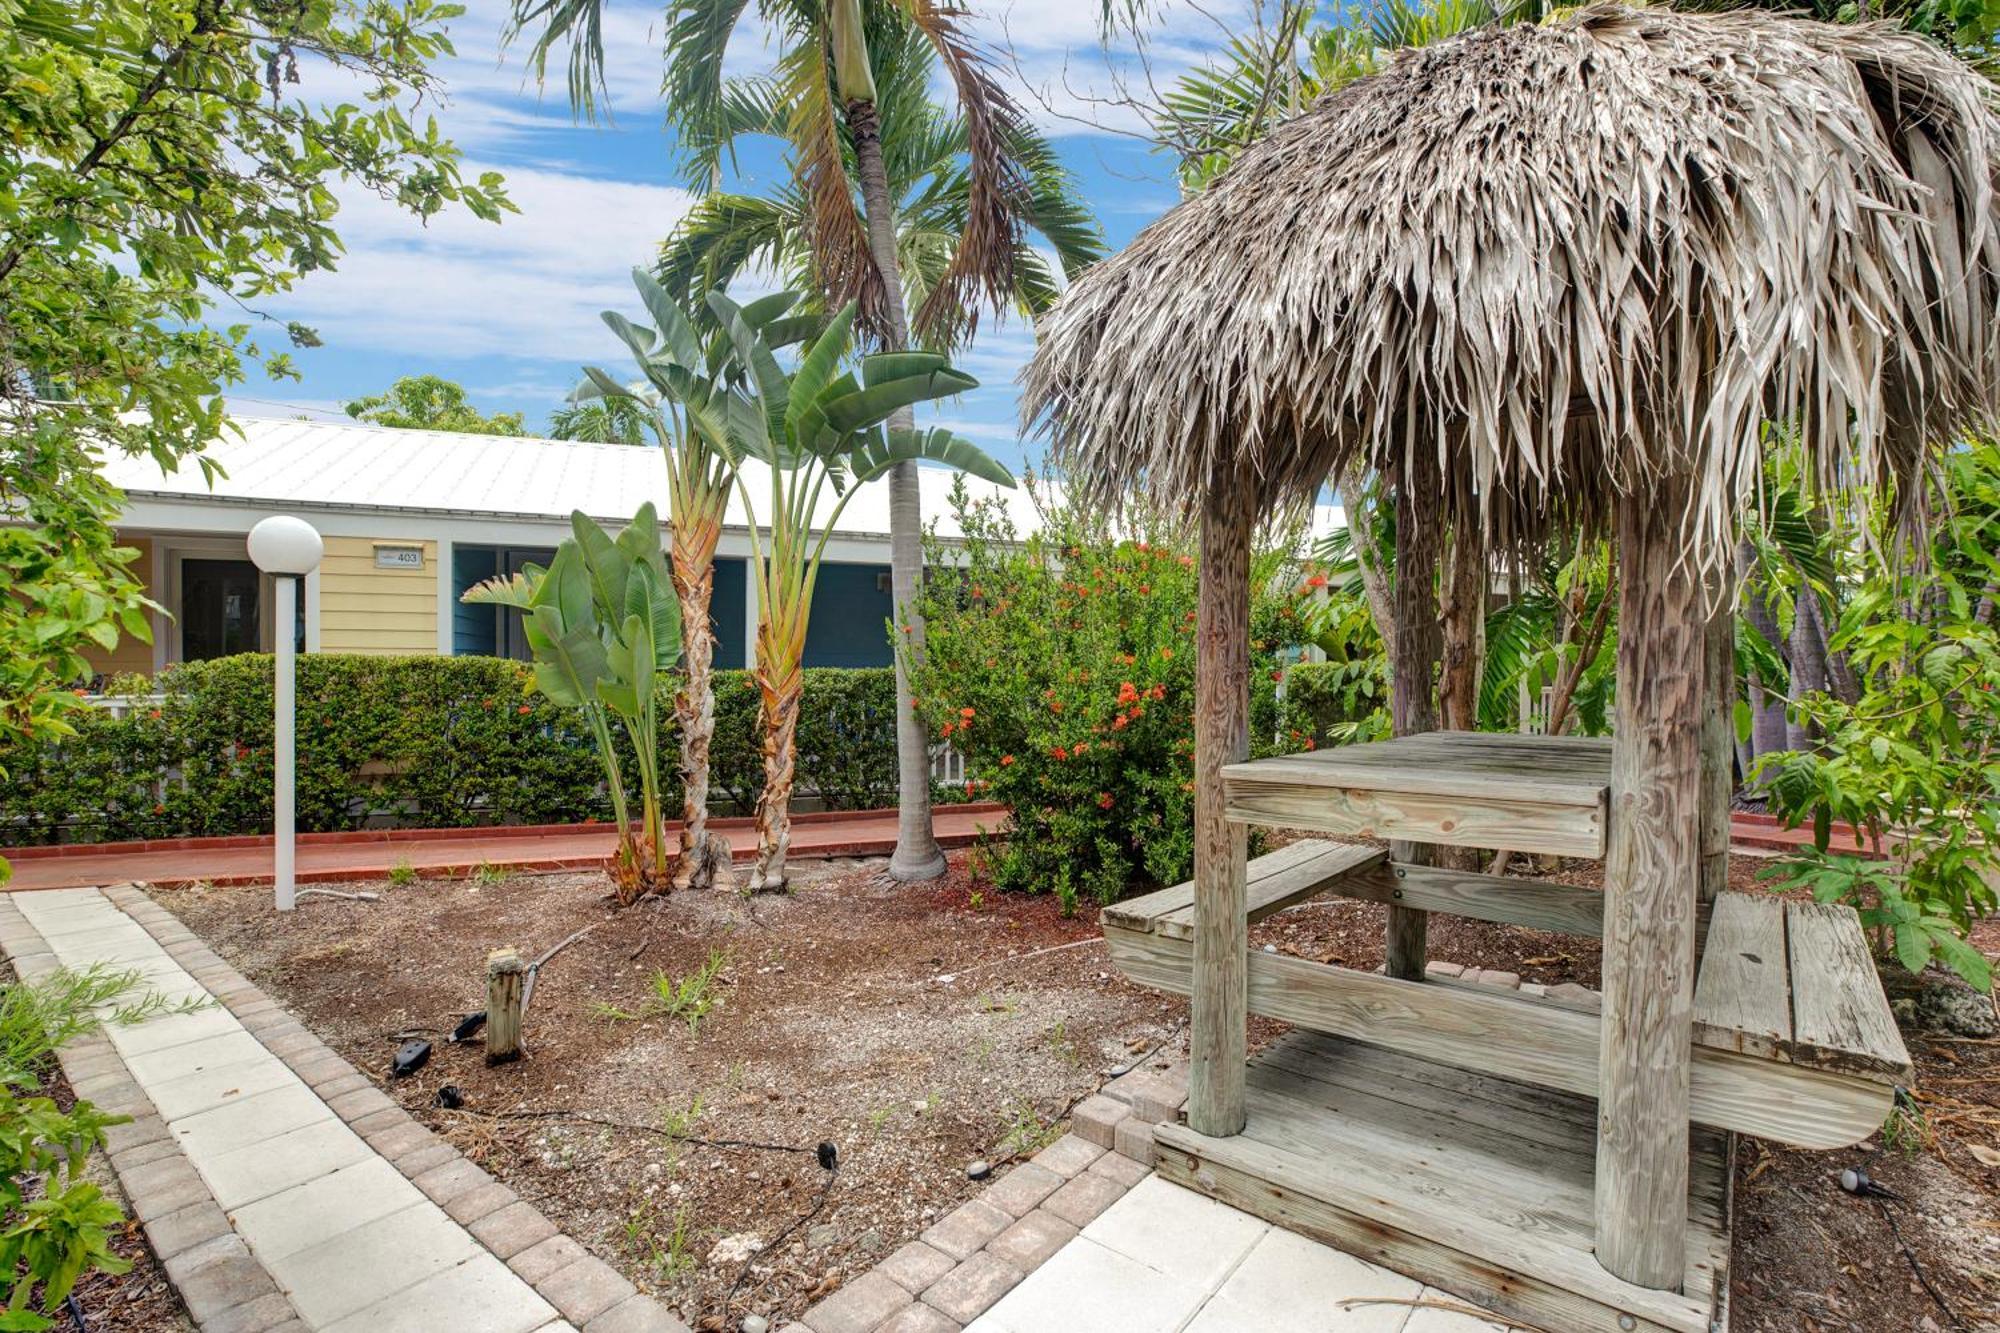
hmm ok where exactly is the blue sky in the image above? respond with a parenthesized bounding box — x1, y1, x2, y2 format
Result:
(237, 2, 1227, 475)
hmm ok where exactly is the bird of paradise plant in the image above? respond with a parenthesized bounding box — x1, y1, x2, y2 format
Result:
(576, 270, 816, 890)
(462, 506, 680, 903)
(620, 291, 1014, 891)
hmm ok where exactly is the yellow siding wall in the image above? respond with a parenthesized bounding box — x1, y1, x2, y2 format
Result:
(82, 537, 157, 682)
(318, 536, 439, 656)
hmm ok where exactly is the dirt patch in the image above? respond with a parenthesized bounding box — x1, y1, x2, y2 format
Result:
(155, 841, 1999, 1332)
(160, 854, 1181, 1330)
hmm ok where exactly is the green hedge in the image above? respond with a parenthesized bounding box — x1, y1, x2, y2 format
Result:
(0, 655, 903, 846)
(1273, 659, 1389, 750)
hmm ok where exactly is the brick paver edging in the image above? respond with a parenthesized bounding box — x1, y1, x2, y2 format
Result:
(4, 885, 689, 1333)
(780, 1063, 1184, 1333)
(0, 893, 307, 1332)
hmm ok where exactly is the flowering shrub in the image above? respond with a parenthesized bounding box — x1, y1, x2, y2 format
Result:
(910, 479, 1320, 905)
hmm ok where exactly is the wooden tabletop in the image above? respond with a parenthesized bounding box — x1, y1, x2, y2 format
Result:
(1222, 731, 1613, 857)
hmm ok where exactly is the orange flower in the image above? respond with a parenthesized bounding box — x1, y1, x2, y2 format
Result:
(1112, 713, 1129, 730)
(1097, 792, 1114, 809)
(1138, 583, 1151, 595)
(1307, 573, 1329, 588)
(1271, 670, 1285, 683)
(518, 704, 532, 714)
(1116, 681, 1139, 704)
(960, 706, 975, 720)
(940, 720, 955, 737)
(1050, 746, 1069, 761)
(1160, 647, 1173, 660)
(1000, 754, 1016, 767)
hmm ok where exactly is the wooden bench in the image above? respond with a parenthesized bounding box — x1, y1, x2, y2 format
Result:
(1103, 841, 1912, 1149)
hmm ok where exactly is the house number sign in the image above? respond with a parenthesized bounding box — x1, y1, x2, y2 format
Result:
(374, 545, 425, 570)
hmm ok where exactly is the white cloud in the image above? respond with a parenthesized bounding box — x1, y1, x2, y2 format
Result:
(277, 163, 697, 366)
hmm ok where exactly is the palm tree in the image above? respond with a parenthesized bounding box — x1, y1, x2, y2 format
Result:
(509, 0, 1096, 881)
(547, 397, 648, 444)
(577, 270, 816, 891)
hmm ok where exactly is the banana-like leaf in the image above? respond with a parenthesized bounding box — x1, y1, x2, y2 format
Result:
(613, 501, 665, 573)
(570, 511, 633, 622)
(528, 605, 610, 709)
(538, 544, 598, 634)
(625, 556, 682, 674)
(818, 366, 979, 433)
(578, 365, 644, 404)
(602, 311, 660, 364)
(861, 351, 951, 386)
(598, 612, 653, 719)
(786, 304, 856, 437)
(739, 289, 801, 330)
(630, 267, 703, 369)
(708, 291, 791, 438)
(848, 426, 1016, 489)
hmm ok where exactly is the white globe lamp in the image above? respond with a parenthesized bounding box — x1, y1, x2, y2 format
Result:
(247, 516, 323, 911)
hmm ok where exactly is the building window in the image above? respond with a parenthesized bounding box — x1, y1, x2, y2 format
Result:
(180, 559, 263, 660)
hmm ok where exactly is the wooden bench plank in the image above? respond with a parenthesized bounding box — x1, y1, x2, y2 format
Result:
(1154, 842, 1385, 940)
(1786, 900, 1913, 1083)
(1333, 860, 1605, 936)
(1105, 924, 1893, 1148)
(1100, 838, 1335, 935)
(1693, 892, 1792, 1060)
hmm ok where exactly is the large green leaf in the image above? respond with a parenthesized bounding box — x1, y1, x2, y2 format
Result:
(528, 606, 610, 708)
(847, 426, 1016, 489)
(785, 303, 856, 437)
(818, 366, 978, 433)
(570, 511, 632, 621)
(708, 291, 790, 440)
(629, 267, 703, 369)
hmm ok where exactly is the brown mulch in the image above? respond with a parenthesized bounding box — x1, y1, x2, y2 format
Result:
(133, 840, 2000, 1333)
(159, 853, 1179, 1330)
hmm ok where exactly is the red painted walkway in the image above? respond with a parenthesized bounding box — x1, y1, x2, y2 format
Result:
(0, 804, 1010, 891)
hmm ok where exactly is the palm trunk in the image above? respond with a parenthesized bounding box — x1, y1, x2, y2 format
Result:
(847, 96, 945, 882)
(749, 667, 802, 892)
(671, 549, 726, 890)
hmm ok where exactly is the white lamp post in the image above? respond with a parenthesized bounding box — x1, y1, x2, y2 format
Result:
(247, 516, 323, 912)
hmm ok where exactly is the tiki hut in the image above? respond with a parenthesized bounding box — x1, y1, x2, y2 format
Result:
(1028, 7, 2000, 1328)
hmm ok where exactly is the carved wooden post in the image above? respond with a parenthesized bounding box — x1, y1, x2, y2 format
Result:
(1189, 477, 1254, 1137)
(1387, 469, 1442, 980)
(486, 947, 525, 1066)
(1699, 582, 1735, 907)
(1596, 477, 1702, 1289)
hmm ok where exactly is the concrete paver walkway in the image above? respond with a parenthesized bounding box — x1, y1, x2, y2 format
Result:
(0, 885, 686, 1333)
(968, 1176, 1508, 1333)
(2, 805, 1008, 892)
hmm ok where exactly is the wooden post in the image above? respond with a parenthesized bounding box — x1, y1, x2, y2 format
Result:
(1595, 478, 1703, 1290)
(1189, 478, 1254, 1137)
(1699, 582, 1735, 907)
(1387, 469, 1442, 980)
(486, 947, 525, 1066)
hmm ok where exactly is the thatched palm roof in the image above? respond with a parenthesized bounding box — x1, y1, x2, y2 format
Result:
(1022, 5, 2000, 557)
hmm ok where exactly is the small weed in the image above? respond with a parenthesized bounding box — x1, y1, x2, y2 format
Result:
(866, 1103, 895, 1136)
(655, 1206, 698, 1280)
(1882, 1090, 1935, 1155)
(473, 859, 508, 886)
(590, 1001, 642, 1024)
(387, 859, 416, 886)
(1053, 868, 1079, 918)
(652, 949, 729, 1035)
(995, 1101, 1061, 1158)
(968, 889, 985, 912)
(658, 1090, 707, 1140)
(1046, 1020, 1081, 1068)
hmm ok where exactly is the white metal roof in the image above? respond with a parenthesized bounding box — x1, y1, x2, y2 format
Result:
(97, 415, 1346, 543)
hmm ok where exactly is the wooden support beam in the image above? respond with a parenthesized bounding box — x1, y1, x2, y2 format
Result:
(1388, 469, 1443, 980)
(1189, 479, 1255, 1137)
(486, 946, 525, 1066)
(1596, 477, 1704, 1290)
(1699, 583, 1735, 907)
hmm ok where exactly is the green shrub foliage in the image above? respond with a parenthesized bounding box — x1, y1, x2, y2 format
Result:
(910, 481, 1320, 904)
(0, 657, 903, 846)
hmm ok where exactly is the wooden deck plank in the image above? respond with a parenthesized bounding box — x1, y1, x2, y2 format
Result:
(1100, 838, 1331, 934)
(1693, 892, 1792, 1059)
(1106, 924, 1894, 1148)
(1221, 730, 1612, 805)
(1786, 901, 1913, 1083)
(1333, 860, 1605, 936)
(1152, 1030, 1728, 1333)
